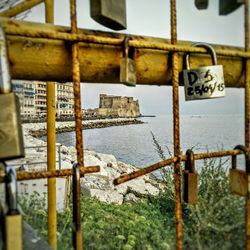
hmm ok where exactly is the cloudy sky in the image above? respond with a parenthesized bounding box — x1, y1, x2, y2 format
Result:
(24, 0, 246, 115)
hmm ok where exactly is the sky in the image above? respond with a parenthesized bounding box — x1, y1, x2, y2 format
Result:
(22, 0, 247, 115)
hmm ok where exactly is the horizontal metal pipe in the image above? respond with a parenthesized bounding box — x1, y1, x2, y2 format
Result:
(113, 148, 250, 185)
(0, 166, 100, 182)
(0, 0, 44, 18)
(0, 17, 246, 87)
(113, 157, 178, 185)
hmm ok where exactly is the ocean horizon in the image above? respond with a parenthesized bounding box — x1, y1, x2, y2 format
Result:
(53, 114, 244, 170)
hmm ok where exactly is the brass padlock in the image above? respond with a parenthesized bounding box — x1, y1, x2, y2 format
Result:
(183, 42, 225, 101)
(4, 167, 23, 250)
(120, 36, 136, 87)
(90, 0, 127, 30)
(183, 149, 198, 204)
(229, 145, 250, 196)
(0, 26, 24, 160)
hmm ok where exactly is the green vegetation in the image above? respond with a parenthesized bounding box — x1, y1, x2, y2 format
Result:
(19, 136, 245, 249)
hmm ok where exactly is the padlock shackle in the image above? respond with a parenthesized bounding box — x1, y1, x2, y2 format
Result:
(5, 167, 19, 215)
(185, 42, 217, 70)
(185, 149, 195, 173)
(0, 26, 11, 94)
(72, 162, 82, 248)
(232, 145, 250, 173)
(122, 36, 130, 58)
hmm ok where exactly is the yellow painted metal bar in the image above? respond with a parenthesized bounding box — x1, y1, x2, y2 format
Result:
(0, 0, 44, 17)
(45, 0, 57, 249)
(0, 17, 247, 87)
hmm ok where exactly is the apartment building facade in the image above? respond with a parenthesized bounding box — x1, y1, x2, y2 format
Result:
(12, 81, 74, 117)
(56, 82, 74, 117)
(12, 81, 35, 116)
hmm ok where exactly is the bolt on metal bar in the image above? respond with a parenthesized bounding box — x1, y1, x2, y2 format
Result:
(0, 0, 44, 17)
(113, 148, 250, 186)
(0, 166, 100, 182)
(170, 0, 183, 249)
(45, 0, 57, 249)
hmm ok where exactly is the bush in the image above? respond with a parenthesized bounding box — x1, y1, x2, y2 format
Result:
(151, 132, 245, 249)
(19, 135, 245, 249)
(20, 194, 174, 250)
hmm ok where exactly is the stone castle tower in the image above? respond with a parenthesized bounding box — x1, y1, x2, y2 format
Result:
(96, 94, 140, 118)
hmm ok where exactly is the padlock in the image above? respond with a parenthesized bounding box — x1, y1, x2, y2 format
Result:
(120, 36, 136, 87)
(219, 0, 244, 15)
(183, 149, 198, 204)
(0, 26, 24, 160)
(183, 42, 225, 101)
(72, 163, 83, 250)
(90, 0, 127, 30)
(229, 145, 250, 196)
(4, 167, 23, 250)
(195, 0, 209, 10)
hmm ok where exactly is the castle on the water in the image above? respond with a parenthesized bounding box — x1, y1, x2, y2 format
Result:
(84, 94, 141, 118)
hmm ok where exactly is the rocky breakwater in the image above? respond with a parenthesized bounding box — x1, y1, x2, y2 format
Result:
(24, 118, 144, 137)
(7, 126, 165, 208)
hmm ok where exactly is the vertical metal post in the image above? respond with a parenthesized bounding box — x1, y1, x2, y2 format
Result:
(70, 0, 84, 168)
(245, 1, 250, 249)
(170, 0, 183, 249)
(45, 0, 57, 249)
(70, 0, 84, 248)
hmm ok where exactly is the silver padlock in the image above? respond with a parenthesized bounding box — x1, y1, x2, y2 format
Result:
(120, 36, 136, 87)
(4, 167, 23, 250)
(0, 26, 24, 160)
(183, 42, 225, 101)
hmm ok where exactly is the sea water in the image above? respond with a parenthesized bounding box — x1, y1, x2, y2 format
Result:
(55, 114, 245, 169)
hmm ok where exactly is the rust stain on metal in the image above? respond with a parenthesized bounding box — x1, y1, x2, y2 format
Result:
(0, 166, 100, 182)
(113, 148, 249, 185)
(0, 18, 247, 86)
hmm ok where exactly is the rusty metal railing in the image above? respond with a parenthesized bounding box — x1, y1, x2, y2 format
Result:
(0, 0, 249, 250)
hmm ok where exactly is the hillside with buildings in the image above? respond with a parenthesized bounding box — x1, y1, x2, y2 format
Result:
(12, 81, 141, 119)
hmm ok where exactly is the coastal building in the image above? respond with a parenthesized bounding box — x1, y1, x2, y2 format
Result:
(12, 81, 75, 118)
(12, 81, 36, 116)
(56, 82, 74, 117)
(35, 82, 47, 116)
(96, 94, 140, 118)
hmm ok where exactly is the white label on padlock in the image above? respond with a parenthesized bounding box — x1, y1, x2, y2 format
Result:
(183, 65, 225, 101)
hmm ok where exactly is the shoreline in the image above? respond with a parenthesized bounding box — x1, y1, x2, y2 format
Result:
(6, 122, 165, 208)
(24, 117, 144, 137)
